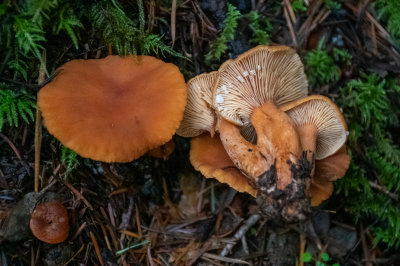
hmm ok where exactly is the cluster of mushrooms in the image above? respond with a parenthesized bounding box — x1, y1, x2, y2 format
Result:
(177, 46, 350, 222)
(34, 45, 349, 243)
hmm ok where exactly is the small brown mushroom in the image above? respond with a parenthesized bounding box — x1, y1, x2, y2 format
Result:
(30, 201, 69, 244)
(39, 56, 186, 162)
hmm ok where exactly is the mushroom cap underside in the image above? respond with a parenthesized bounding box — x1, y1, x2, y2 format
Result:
(177, 71, 217, 137)
(213, 45, 308, 127)
(281, 95, 348, 160)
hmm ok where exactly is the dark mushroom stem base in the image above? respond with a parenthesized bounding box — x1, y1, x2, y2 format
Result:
(256, 152, 312, 223)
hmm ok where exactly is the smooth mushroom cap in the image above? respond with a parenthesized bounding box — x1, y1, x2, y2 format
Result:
(190, 133, 257, 197)
(176, 72, 217, 137)
(30, 201, 69, 244)
(310, 146, 350, 206)
(281, 95, 348, 160)
(309, 178, 333, 207)
(213, 45, 308, 137)
(314, 145, 350, 181)
(39, 56, 186, 162)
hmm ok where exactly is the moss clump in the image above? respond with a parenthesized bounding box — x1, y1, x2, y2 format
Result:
(336, 73, 400, 247)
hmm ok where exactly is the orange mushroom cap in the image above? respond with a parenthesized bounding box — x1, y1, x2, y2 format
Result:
(190, 133, 257, 197)
(310, 146, 350, 206)
(39, 56, 186, 162)
(30, 201, 69, 244)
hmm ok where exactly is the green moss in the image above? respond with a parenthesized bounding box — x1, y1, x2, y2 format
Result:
(89, 0, 183, 57)
(61, 146, 80, 174)
(205, 3, 241, 65)
(0, 0, 183, 135)
(305, 39, 342, 87)
(243, 11, 272, 45)
(336, 73, 400, 247)
(291, 0, 307, 13)
(323, 0, 341, 10)
(375, 0, 400, 45)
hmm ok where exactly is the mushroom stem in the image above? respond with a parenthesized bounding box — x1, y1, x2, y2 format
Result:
(217, 118, 273, 183)
(296, 124, 317, 161)
(252, 102, 302, 189)
(217, 101, 303, 191)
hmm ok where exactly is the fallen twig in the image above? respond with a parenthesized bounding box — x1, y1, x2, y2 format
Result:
(72, 222, 87, 240)
(65, 183, 94, 210)
(100, 223, 112, 250)
(136, 204, 143, 238)
(299, 230, 306, 266)
(34, 50, 46, 192)
(63, 244, 85, 266)
(202, 252, 250, 265)
(120, 230, 141, 239)
(283, 0, 296, 24)
(119, 196, 134, 229)
(220, 214, 261, 257)
(283, 5, 298, 47)
(147, 245, 155, 266)
(369, 181, 398, 201)
(90, 231, 104, 266)
(171, 0, 177, 48)
(360, 224, 373, 266)
(0, 133, 23, 161)
(0, 132, 29, 180)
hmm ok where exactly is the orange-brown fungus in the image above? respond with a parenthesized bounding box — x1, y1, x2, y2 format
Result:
(252, 102, 301, 189)
(147, 139, 176, 160)
(310, 146, 350, 206)
(30, 201, 69, 244)
(39, 56, 186, 162)
(190, 133, 257, 196)
(217, 102, 301, 190)
(309, 178, 333, 207)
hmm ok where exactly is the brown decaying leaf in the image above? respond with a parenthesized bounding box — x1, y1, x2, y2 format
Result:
(171, 0, 176, 48)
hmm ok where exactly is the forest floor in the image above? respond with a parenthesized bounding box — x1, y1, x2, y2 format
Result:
(1, 0, 400, 265)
